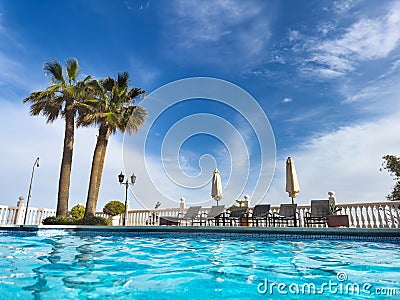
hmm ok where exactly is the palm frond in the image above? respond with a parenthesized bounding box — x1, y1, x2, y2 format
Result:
(78, 72, 147, 135)
(29, 97, 63, 122)
(118, 105, 147, 135)
(128, 88, 146, 103)
(45, 83, 63, 94)
(66, 58, 79, 84)
(102, 77, 115, 92)
(44, 60, 65, 84)
(117, 72, 129, 87)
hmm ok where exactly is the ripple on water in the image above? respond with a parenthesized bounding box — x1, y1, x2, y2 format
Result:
(0, 234, 399, 299)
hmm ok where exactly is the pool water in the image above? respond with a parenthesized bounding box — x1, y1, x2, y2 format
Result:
(0, 231, 399, 299)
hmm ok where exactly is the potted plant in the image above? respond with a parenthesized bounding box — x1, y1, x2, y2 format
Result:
(329, 203, 342, 215)
(327, 204, 349, 227)
(103, 200, 125, 226)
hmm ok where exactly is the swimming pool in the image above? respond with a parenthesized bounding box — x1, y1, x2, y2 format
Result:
(0, 229, 399, 299)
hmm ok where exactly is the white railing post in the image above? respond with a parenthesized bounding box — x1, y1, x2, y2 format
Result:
(328, 191, 336, 207)
(126, 199, 130, 226)
(180, 197, 186, 215)
(244, 195, 250, 207)
(15, 196, 25, 225)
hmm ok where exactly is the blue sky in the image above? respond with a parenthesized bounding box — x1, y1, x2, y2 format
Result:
(1, 0, 400, 210)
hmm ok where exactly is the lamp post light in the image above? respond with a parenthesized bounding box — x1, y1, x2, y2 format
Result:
(118, 171, 136, 226)
(24, 157, 40, 225)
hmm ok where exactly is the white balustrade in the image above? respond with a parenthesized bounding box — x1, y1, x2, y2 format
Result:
(1, 199, 399, 228)
(121, 201, 400, 228)
(0, 204, 55, 225)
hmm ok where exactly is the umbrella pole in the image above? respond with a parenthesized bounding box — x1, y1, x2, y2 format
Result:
(291, 197, 297, 227)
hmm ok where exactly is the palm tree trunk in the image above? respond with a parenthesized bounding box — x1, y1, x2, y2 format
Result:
(56, 100, 74, 216)
(84, 123, 111, 217)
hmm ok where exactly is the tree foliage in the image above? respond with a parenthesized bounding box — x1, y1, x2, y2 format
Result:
(103, 200, 125, 216)
(381, 155, 400, 201)
(70, 203, 85, 219)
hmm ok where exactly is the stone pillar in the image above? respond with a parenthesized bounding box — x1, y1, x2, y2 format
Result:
(180, 197, 186, 215)
(328, 191, 336, 207)
(15, 196, 25, 225)
(124, 199, 130, 226)
(244, 195, 250, 207)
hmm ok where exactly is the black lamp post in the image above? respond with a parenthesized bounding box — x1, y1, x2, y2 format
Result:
(24, 157, 40, 225)
(118, 171, 136, 226)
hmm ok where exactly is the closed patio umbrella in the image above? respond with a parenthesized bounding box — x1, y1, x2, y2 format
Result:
(286, 157, 300, 204)
(211, 168, 223, 205)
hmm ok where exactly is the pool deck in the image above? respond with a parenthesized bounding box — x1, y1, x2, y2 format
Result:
(0, 225, 399, 242)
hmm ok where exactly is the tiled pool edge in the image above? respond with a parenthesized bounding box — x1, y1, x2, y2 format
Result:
(1, 225, 399, 243)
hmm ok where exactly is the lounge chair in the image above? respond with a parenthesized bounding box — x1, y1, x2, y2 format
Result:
(195, 205, 225, 226)
(270, 204, 298, 227)
(304, 200, 330, 227)
(223, 207, 248, 226)
(159, 206, 202, 226)
(248, 204, 271, 227)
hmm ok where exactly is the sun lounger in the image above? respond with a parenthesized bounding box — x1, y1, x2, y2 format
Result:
(159, 206, 202, 226)
(248, 204, 271, 227)
(304, 200, 330, 227)
(223, 207, 248, 226)
(203, 205, 225, 226)
(270, 204, 298, 227)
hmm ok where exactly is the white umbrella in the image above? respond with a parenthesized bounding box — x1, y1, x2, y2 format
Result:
(286, 157, 300, 204)
(211, 168, 223, 205)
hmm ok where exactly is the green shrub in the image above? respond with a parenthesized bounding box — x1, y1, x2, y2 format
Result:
(42, 216, 110, 226)
(103, 200, 125, 216)
(42, 216, 75, 225)
(76, 216, 111, 226)
(70, 204, 85, 219)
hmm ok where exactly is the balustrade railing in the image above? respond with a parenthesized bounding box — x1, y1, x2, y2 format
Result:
(121, 201, 400, 228)
(1, 199, 399, 228)
(0, 205, 18, 225)
(0, 204, 56, 225)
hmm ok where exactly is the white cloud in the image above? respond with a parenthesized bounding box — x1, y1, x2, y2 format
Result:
(5, 97, 399, 211)
(174, 0, 261, 42)
(281, 97, 292, 103)
(165, 0, 271, 64)
(0, 101, 127, 211)
(340, 59, 400, 115)
(310, 2, 400, 76)
(128, 55, 161, 89)
(288, 29, 300, 42)
(0, 52, 24, 87)
(332, 0, 359, 14)
(124, 0, 150, 11)
(267, 113, 400, 205)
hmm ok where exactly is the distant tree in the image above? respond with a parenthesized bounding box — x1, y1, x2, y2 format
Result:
(23, 59, 92, 216)
(381, 155, 400, 201)
(77, 72, 147, 217)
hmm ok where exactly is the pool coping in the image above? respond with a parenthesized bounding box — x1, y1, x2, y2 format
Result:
(0, 225, 399, 241)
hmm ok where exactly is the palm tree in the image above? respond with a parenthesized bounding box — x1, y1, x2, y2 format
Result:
(78, 72, 147, 217)
(23, 58, 90, 216)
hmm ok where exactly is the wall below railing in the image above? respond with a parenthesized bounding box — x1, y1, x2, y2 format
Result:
(1, 197, 399, 228)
